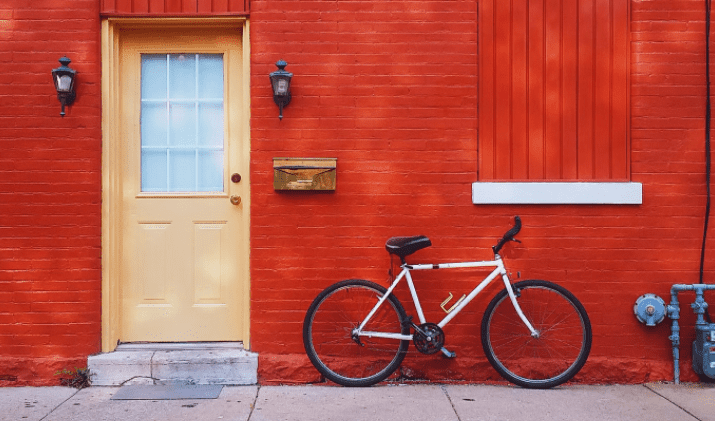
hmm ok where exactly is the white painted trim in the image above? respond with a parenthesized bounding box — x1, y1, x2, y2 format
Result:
(472, 182, 643, 204)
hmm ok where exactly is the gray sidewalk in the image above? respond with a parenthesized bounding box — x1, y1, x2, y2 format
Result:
(2, 383, 713, 421)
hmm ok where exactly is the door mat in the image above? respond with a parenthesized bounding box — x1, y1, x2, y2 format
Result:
(111, 384, 224, 400)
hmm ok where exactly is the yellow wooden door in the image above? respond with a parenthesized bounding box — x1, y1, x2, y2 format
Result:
(117, 27, 248, 342)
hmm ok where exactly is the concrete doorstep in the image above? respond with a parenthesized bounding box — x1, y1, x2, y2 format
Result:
(87, 342, 258, 386)
(1, 383, 713, 421)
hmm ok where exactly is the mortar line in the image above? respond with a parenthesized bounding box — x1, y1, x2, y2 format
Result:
(246, 384, 261, 421)
(643, 384, 702, 421)
(38, 388, 81, 421)
(441, 385, 463, 421)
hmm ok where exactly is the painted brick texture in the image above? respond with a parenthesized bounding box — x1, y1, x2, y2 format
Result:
(0, 1, 102, 386)
(250, 0, 715, 384)
(249, 0, 479, 380)
(0, 0, 714, 387)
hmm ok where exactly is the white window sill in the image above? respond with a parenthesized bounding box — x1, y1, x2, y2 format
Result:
(472, 182, 643, 205)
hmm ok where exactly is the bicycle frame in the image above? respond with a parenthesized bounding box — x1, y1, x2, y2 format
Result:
(356, 254, 538, 342)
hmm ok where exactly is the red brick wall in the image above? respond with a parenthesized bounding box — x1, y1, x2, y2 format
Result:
(250, 0, 713, 384)
(0, 0, 713, 387)
(0, 0, 102, 386)
(249, 0, 480, 381)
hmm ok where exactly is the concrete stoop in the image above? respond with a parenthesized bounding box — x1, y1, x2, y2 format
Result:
(87, 342, 257, 386)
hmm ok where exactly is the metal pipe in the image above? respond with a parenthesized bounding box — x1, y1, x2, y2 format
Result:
(668, 286, 681, 384)
(666, 284, 715, 383)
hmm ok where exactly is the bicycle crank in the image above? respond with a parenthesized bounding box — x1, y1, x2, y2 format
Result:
(413, 323, 445, 355)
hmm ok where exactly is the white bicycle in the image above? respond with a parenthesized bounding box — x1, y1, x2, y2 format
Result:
(303, 216, 592, 389)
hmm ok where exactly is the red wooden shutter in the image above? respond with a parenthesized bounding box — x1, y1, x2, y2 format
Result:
(478, 0, 629, 181)
(100, 0, 249, 15)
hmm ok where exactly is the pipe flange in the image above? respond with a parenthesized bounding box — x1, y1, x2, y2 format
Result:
(634, 294, 666, 326)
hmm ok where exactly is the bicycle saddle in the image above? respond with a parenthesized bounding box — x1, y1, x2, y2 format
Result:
(385, 236, 432, 258)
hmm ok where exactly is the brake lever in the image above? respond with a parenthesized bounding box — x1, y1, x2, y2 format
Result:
(511, 238, 522, 244)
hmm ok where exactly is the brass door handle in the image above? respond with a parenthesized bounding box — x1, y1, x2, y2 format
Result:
(230, 195, 241, 205)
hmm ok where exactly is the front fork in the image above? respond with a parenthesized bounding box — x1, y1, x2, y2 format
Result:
(500, 270, 539, 338)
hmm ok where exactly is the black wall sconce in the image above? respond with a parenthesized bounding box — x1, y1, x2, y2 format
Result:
(269, 60, 292, 120)
(52, 56, 76, 117)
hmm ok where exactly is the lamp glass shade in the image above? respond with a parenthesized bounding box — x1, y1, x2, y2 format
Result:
(271, 75, 291, 96)
(56, 75, 73, 92)
(275, 79, 289, 95)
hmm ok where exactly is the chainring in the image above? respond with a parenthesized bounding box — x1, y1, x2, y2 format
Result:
(413, 323, 445, 355)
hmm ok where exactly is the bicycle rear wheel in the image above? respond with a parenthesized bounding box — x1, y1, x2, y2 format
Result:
(303, 279, 410, 386)
(481, 280, 592, 389)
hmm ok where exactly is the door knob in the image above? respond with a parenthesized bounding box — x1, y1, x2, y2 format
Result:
(230, 195, 241, 205)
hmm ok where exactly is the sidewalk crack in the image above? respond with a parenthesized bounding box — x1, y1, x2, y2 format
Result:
(118, 375, 159, 386)
(643, 384, 702, 421)
(246, 384, 261, 421)
(150, 351, 156, 384)
(441, 385, 462, 421)
(38, 388, 81, 421)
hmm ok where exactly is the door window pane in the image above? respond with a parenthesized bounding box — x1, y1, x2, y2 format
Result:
(140, 54, 225, 192)
(141, 151, 168, 192)
(169, 150, 195, 192)
(198, 151, 224, 191)
(198, 55, 224, 99)
(169, 103, 196, 147)
(198, 103, 224, 147)
(141, 103, 167, 147)
(141, 55, 167, 100)
(169, 54, 196, 99)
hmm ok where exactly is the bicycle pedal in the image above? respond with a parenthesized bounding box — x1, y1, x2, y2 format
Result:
(401, 316, 414, 328)
(440, 347, 456, 358)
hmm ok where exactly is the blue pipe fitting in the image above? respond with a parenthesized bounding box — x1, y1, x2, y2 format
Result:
(692, 287, 709, 326)
(668, 284, 715, 383)
(634, 284, 715, 384)
(634, 294, 666, 326)
(669, 320, 681, 383)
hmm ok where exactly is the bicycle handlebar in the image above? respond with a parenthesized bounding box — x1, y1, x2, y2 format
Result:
(492, 215, 522, 254)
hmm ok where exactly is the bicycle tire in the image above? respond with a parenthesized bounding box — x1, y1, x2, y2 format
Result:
(481, 280, 592, 389)
(303, 279, 410, 386)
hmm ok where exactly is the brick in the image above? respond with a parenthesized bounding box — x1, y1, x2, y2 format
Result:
(0, 0, 102, 384)
(1, 0, 714, 386)
(252, 0, 712, 384)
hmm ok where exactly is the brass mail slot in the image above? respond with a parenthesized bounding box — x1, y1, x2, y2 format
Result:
(273, 158, 337, 191)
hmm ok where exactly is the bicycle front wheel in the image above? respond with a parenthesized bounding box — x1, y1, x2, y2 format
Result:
(481, 280, 592, 389)
(303, 279, 410, 387)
